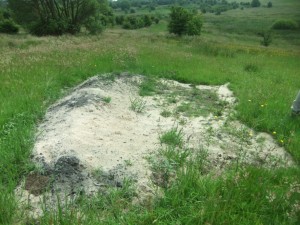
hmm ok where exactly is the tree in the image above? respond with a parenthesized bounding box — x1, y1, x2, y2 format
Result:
(168, 6, 203, 36)
(8, 0, 109, 35)
(187, 14, 203, 35)
(119, 0, 130, 11)
(168, 6, 191, 36)
(267, 1, 272, 8)
(251, 0, 261, 7)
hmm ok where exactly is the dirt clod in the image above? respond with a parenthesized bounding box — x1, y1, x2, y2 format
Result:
(25, 173, 50, 196)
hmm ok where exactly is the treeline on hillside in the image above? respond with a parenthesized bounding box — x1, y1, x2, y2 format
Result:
(116, 14, 159, 29)
(111, 0, 272, 14)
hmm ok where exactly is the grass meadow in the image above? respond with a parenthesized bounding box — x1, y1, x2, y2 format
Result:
(0, 0, 300, 224)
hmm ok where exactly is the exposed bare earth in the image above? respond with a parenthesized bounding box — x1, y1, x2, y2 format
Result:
(16, 74, 294, 217)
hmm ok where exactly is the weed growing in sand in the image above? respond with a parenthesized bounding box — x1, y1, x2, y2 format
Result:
(102, 96, 111, 103)
(139, 78, 168, 97)
(159, 146, 190, 169)
(148, 155, 176, 188)
(160, 109, 172, 117)
(124, 159, 133, 167)
(139, 78, 157, 96)
(161, 87, 227, 118)
(159, 127, 184, 147)
(130, 97, 146, 113)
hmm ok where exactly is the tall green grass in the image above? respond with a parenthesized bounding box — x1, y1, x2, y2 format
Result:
(0, 0, 300, 222)
(1, 30, 299, 224)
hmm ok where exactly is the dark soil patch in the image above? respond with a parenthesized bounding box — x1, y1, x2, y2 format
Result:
(25, 173, 50, 195)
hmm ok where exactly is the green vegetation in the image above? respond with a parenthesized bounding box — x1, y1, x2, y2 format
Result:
(0, 0, 300, 224)
(138, 77, 159, 96)
(160, 109, 172, 117)
(0, 4, 18, 34)
(272, 19, 298, 30)
(7, 0, 113, 35)
(102, 96, 111, 103)
(0, 19, 18, 34)
(159, 127, 184, 147)
(168, 6, 203, 36)
(251, 0, 261, 7)
(122, 14, 156, 29)
(130, 97, 147, 113)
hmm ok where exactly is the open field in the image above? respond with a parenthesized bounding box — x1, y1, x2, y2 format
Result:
(0, 0, 300, 224)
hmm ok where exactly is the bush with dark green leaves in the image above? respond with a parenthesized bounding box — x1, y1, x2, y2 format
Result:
(168, 6, 191, 36)
(260, 31, 272, 47)
(143, 15, 152, 27)
(272, 20, 298, 30)
(121, 14, 157, 29)
(267, 1, 272, 8)
(29, 19, 69, 36)
(116, 15, 125, 25)
(154, 17, 160, 24)
(122, 15, 144, 29)
(85, 17, 104, 35)
(187, 14, 203, 35)
(8, 0, 112, 36)
(251, 0, 261, 7)
(168, 6, 203, 36)
(0, 19, 18, 34)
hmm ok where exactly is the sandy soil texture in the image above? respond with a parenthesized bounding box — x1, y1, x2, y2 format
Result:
(16, 73, 294, 217)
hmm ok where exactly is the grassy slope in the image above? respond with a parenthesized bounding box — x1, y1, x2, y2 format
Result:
(0, 0, 300, 224)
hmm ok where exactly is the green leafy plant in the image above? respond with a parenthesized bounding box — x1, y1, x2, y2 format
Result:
(0, 19, 19, 34)
(160, 127, 184, 147)
(168, 6, 203, 36)
(102, 96, 111, 103)
(160, 110, 172, 117)
(272, 19, 298, 30)
(260, 30, 272, 47)
(251, 0, 261, 7)
(130, 97, 146, 113)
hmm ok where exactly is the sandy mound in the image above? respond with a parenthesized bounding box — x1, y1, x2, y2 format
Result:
(16, 73, 294, 217)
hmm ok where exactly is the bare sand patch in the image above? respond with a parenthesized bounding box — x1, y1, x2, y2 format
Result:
(16, 73, 294, 217)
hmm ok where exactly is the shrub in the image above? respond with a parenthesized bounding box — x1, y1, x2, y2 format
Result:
(267, 1, 272, 8)
(187, 14, 203, 36)
(168, 6, 191, 36)
(168, 6, 203, 36)
(143, 15, 152, 27)
(29, 19, 68, 36)
(116, 15, 125, 25)
(8, 0, 108, 36)
(215, 10, 221, 15)
(122, 15, 144, 29)
(121, 14, 157, 29)
(260, 31, 272, 47)
(0, 19, 19, 34)
(85, 18, 104, 35)
(154, 17, 160, 24)
(251, 0, 261, 7)
(272, 20, 298, 30)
